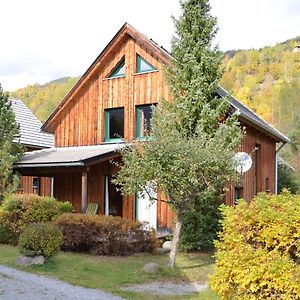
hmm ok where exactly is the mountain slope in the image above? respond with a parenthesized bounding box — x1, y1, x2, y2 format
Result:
(11, 77, 78, 122)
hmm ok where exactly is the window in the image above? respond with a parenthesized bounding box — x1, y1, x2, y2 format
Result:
(104, 175, 123, 217)
(105, 108, 124, 142)
(136, 104, 154, 139)
(107, 58, 125, 78)
(136, 55, 157, 74)
(234, 187, 243, 205)
(32, 177, 39, 189)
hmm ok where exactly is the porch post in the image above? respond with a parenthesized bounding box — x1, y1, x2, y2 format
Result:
(81, 170, 88, 213)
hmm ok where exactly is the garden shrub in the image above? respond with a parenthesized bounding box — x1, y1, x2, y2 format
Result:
(18, 223, 63, 258)
(0, 194, 73, 245)
(56, 213, 157, 256)
(210, 191, 300, 299)
(180, 192, 221, 251)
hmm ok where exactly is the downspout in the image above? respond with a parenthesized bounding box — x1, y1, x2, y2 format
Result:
(275, 142, 287, 194)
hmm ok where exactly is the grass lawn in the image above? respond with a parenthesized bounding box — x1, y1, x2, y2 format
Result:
(0, 244, 219, 299)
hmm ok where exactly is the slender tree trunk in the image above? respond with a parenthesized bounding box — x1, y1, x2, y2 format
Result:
(168, 209, 183, 268)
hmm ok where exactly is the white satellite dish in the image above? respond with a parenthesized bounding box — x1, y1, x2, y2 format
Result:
(234, 152, 253, 174)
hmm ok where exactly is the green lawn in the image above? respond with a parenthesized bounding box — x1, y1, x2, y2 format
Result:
(0, 244, 219, 299)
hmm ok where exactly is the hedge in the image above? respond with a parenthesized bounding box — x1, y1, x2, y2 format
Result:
(210, 191, 300, 299)
(0, 194, 73, 245)
(55, 213, 157, 256)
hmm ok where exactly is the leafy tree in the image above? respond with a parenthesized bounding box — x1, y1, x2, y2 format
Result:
(0, 85, 23, 202)
(277, 165, 299, 194)
(114, 0, 242, 268)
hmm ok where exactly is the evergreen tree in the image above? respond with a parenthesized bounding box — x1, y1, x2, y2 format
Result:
(114, 0, 242, 267)
(0, 85, 23, 202)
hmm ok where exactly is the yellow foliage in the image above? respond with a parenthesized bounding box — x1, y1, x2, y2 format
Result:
(210, 191, 300, 299)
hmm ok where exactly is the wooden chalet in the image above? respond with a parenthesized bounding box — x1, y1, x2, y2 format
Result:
(10, 98, 54, 196)
(14, 23, 289, 232)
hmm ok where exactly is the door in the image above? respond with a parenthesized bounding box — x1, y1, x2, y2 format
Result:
(136, 185, 157, 230)
(104, 175, 123, 217)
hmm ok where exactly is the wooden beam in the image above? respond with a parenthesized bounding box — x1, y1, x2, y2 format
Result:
(81, 170, 88, 213)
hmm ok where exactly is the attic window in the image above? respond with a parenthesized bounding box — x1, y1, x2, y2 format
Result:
(136, 55, 157, 74)
(107, 58, 125, 78)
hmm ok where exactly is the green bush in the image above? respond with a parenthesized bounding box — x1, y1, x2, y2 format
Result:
(56, 213, 157, 256)
(0, 194, 73, 245)
(18, 223, 63, 258)
(210, 191, 300, 299)
(180, 192, 221, 251)
(0, 225, 12, 244)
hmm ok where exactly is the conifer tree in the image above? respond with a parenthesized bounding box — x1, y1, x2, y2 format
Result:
(114, 0, 242, 267)
(0, 85, 23, 202)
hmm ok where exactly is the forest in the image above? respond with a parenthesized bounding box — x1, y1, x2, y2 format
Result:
(11, 36, 300, 178)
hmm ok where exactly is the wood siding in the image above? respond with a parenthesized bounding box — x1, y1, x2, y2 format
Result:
(225, 124, 276, 205)
(54, 36, 169, 147)
(18, 147, 52, 197)
(18, 176, 52, 197)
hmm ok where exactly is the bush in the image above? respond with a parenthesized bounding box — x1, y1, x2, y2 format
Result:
(180, 192, 221, 251)
(18, 223, 63, 258)
(0, 194, 73, 245)
(56, 213, 157, 256)
(0, 224, 12, 244)
(210, 191, 300, 299)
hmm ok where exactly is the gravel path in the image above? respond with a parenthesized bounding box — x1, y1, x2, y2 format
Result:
(123, 281, 208, 296)
(0, 265, 123, 300)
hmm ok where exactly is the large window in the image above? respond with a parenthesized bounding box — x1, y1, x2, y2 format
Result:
(136, 104, 154, 139)
(105, 108, 124, 142)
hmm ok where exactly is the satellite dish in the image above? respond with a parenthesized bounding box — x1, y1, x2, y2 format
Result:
(234, 152, 252, 174)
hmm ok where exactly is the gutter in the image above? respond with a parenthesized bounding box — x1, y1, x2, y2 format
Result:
(275, 142, 288, 194)
(14, 161, 85, 168)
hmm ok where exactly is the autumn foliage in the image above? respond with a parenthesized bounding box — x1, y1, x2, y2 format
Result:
(210, 191, 300, 299)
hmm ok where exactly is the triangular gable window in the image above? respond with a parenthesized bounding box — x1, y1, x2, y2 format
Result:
(107, 58, 125, 78)
(136, 55, 157, 74)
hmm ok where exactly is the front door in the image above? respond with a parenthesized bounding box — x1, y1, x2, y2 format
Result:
(136, 185, 157, 230)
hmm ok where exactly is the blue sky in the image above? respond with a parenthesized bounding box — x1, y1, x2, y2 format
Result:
(0, 0, 299, 91)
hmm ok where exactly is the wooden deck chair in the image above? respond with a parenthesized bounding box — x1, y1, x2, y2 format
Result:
(86, 203, 99, 215)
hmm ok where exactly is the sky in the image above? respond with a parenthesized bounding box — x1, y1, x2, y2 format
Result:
(0, 0, 299, 91)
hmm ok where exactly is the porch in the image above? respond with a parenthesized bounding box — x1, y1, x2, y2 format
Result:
(14, 144, 174, 233)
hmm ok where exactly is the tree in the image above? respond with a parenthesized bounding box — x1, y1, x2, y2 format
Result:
(277, 165, 299, 194)
(114, 0, 242, 268)
(0, 85, 23, 202)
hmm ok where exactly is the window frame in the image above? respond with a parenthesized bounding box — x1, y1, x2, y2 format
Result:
(136, 104, 155, 140)
(106, 57, 125, 79)
(105, 107, 125, 142)
(136, 55, 157, 74)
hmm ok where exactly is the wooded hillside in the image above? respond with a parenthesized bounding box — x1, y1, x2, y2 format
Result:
(10, 36, 300, 172)
(11, 77, 78, 122)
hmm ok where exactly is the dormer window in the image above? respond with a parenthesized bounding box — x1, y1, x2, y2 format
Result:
(136, 55, 157, 74)
(107, 58, 125, 78)
(105, 108, 124, 142)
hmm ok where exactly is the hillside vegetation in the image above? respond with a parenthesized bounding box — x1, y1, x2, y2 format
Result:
(11, 77, 78, 122)
(10, 37, 300, 172)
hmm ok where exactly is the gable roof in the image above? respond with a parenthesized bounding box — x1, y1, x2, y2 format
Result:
(42, 23, 172, 133)
(10, 98, 54, 149)
(217, 87, 289, 143)
(41, 23, 289, 144)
